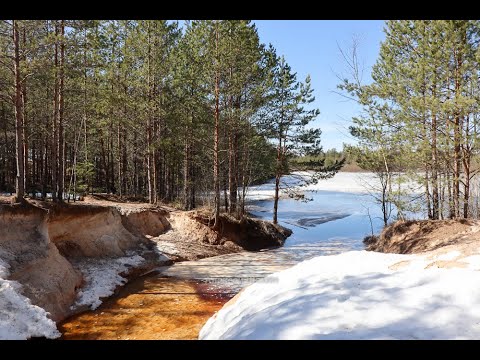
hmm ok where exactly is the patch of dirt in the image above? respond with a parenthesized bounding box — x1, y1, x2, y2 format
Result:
(365, 219, 479, 254)
(1, 197, 291, 326)
(0, 194, 14, 204)
(425, 260, 468, 269)
(151, 211, 291, 261)
(369, 218, 480, 271)
(191, 211, 292, 250)
(388, 260, 412, 271)
(0, 203, 82, 321)
(47, 206, 147, 258)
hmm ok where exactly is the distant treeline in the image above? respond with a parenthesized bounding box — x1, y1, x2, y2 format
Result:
(294, 149, 360, 171)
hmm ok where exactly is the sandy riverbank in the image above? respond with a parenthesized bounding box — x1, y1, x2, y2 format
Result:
(0, 196, 290, 339)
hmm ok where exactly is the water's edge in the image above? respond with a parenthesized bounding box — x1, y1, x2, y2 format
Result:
(60, 187, 378, 339)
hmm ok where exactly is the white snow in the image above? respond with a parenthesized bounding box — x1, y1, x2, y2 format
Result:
(155, 241, 181, 257)
(71, 254, 145, 310)
(200, 250, 480, 340)
(462, 255, 480, 270)
(436, 251, 461, 261)
(0, 257, 60, 340)
(245, 172, 423, 201)
(0, 249, 146, 339)
(303, 172, 422, 194)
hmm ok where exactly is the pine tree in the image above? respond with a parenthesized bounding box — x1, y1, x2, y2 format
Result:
(261, 51, 342, 224)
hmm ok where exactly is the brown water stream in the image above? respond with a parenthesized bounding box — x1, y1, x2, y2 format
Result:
(59, 243, 350, 340)
(59, 272, 234, 340)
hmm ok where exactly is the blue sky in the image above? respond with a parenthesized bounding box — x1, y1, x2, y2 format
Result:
(253, 20, 386, 151)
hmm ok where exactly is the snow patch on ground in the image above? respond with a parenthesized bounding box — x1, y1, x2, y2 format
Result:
(0, 258, 60, 340)
(436, 251, 461, 261)
(200, 250, 480, 340)
(71, 254, 145, 310)
(155, 241, 181, 257)
(463, 255, 480, 270)
(0, 257, 10, 278)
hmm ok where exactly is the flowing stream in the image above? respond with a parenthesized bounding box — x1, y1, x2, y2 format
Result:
(60, 173, 390, 339)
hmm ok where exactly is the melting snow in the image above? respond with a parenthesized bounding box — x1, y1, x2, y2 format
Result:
(200, 250, 480, 340)
(71, 254, 145, 310)
(0, 258, 60, 340)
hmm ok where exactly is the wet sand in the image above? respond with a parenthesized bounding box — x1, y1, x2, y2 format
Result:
(59, 272, 234, 340)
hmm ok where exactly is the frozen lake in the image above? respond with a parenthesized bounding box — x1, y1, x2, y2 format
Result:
(158, 172, 404, 292)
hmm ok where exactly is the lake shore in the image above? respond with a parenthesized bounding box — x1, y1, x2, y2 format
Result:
(200, 218, 480, 340)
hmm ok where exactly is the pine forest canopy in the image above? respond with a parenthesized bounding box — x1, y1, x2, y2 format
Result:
(0, 20, 341, 225)
(340, 20, 480, 222)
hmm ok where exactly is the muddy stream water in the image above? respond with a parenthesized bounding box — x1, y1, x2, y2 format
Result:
(60, 181, 390, 340)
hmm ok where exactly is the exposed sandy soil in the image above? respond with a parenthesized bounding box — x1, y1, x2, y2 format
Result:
(366, 219, 479, 254)
(0, 203, 82, 321)
(367, 219, 480, 271)
(0, 194, 290, 330)
(154, 211, 291, 261)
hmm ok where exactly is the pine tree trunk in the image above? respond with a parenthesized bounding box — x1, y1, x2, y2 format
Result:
(240, 132, 250, 218)
(213, 22, 221, 228)
(146, 117, 154, 202)
(463, 115, 471, 218)
(117, 121, 122, 197)
(453, 114, 461, 218)
(22, 27, 28, 197)
(463, 157, 470, 218)
(109, 120, 115, 193)
(431, 113, 439, 219)
(447, 169, 454, 219)
(12, 20, 25, 203)
(228, 131, 238, 215)
(57, 20, 65, 201)
(425, 168, 432, 219)
(1, 103, 7, 191)
(146, 23, 155, 204)
(222, 122, 228, 213)
(122, 130, 127, 195)
(31, 140, 36, 193)
(183, 120, 192, 210)
(190, 146, 195, 210)
(52, 21, 59, 201)
(273, 134, 282, 225)
(133, 130, 138, 197)
(42, 141, 48, 199)
(439, 171, 444, 220)
(453, 46, 463, 218)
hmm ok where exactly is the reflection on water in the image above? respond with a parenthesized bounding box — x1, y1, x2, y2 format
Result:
(60, 276, 233, 340)
(159, 190, 386, 294)
(251, 190, 386, 244)
(159, 239, 363, 294)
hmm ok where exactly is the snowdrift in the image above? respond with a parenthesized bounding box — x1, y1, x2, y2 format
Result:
(200, 249, 480, 340)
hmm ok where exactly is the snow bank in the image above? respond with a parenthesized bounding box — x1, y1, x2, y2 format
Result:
(200, 250, 480, 340)
(0, 258, 60, 340)
(71, 254, 145, 310)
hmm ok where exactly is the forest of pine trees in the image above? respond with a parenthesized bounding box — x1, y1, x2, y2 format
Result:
(341, 20, 480, 221)
(0, 20, 335, 224)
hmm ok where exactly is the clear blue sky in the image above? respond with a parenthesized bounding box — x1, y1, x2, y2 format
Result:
(253, 20, 386, 151)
